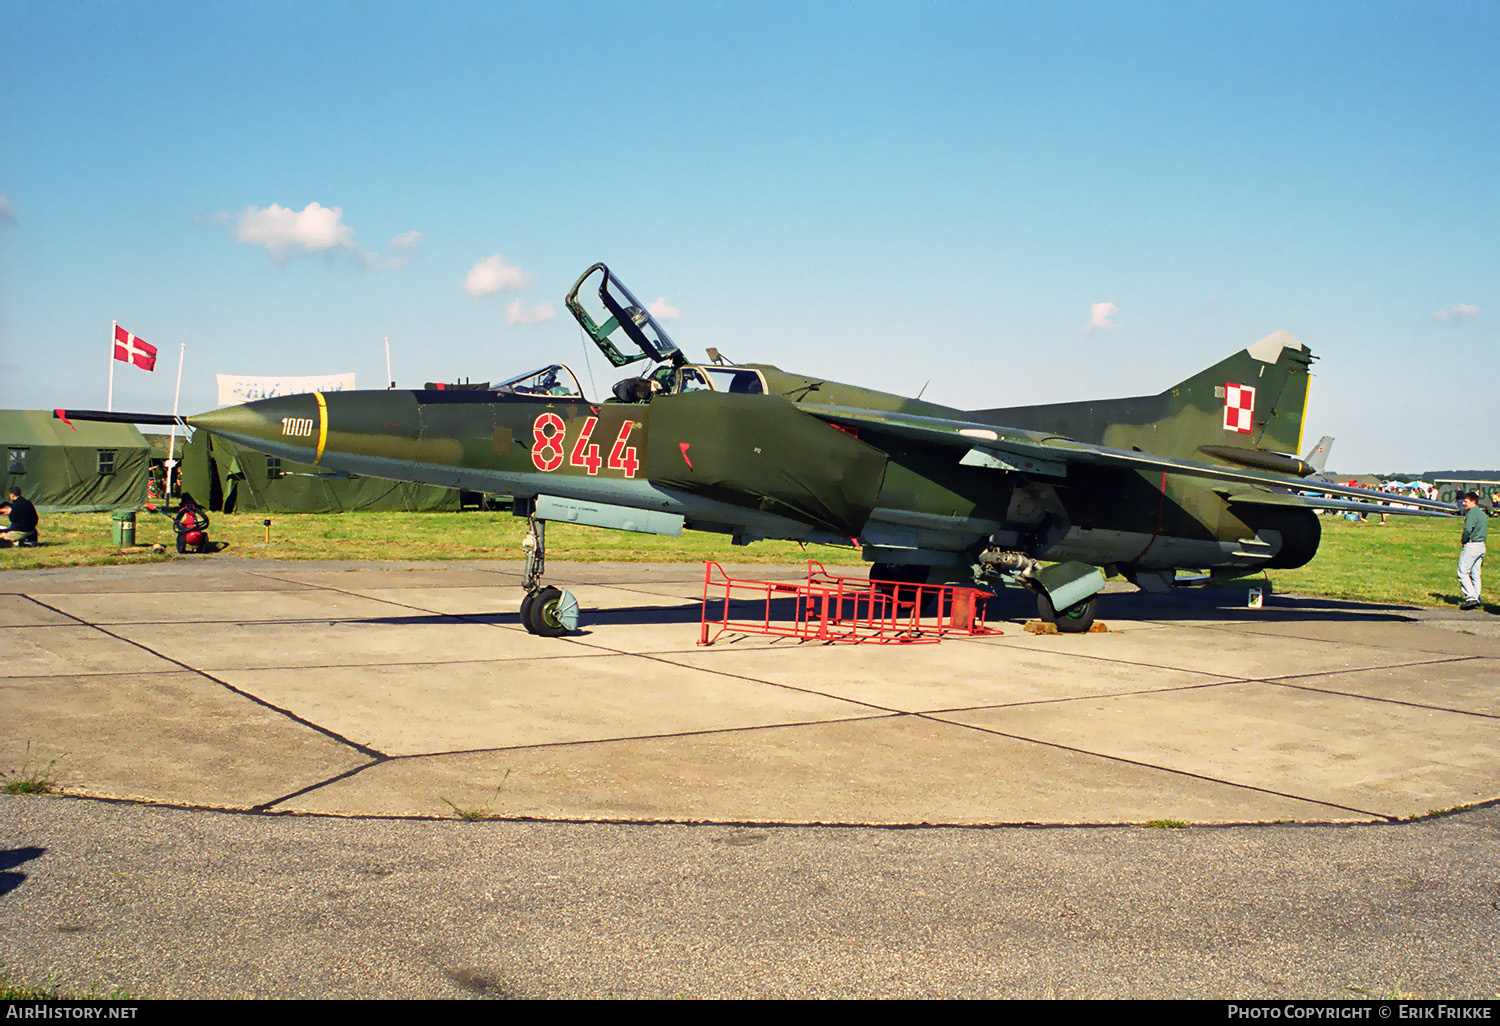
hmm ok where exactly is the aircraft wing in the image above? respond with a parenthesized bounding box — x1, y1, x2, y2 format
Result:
(1216, 489, 1453, 518)
(798, 404, 1459, 515)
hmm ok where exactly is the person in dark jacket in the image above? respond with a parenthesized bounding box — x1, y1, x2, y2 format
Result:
(1, 486, 39, 547)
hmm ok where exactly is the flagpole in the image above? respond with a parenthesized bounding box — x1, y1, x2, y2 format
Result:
(108, 320, 117, 412)
(167, 343, 185, 467)
(385, 336, 393, 389)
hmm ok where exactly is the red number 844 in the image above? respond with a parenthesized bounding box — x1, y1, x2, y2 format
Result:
(531, 413, 639, 478)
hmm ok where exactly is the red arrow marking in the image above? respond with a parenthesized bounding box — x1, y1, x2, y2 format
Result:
(679, 442, 693, 469)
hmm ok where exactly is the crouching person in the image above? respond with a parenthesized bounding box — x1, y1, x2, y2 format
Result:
(0, 486, 39, 547)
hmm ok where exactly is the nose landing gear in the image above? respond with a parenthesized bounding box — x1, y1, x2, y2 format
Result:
(519, 516, 580, 637)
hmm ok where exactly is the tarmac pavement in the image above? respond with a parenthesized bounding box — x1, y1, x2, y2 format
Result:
(3, 558, 1496, 825)
(2, 558, 1497, 997)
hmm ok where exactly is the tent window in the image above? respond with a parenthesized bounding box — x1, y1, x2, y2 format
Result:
(97, 449, 117, 476)
(266, 455, 283, 480)
(7, 448, 24, 474)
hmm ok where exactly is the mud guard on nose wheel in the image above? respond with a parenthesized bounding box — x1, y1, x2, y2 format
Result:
(523, 586, 580, 637)
(1037, 592, 1099, 633)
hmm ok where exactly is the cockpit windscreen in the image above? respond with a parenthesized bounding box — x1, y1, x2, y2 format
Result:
(493, 364, 585, 399)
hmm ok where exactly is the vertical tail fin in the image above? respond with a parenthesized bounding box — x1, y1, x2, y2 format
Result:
(1303, 435, 1334, 473)
(1163, 331, 1315, 458)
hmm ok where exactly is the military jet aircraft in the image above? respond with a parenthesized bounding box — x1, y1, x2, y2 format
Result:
(59, 262, 1453, 635)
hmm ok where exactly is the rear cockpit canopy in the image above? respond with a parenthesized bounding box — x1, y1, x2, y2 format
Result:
(565, 262, 768, 403)
(565, 263, 684, 369)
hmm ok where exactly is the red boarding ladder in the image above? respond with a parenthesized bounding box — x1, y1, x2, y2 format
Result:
(699, 560, 1003, 645)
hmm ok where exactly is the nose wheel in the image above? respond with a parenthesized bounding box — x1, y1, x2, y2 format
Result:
(520, 515, 581, 636)
(522, 585, 578, 637)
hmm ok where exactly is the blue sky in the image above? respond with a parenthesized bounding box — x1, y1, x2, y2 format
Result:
(2, 0, 1494, 471)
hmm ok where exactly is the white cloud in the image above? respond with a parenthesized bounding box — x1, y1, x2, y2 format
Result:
(648, 297, 680, 319)
(218, 202, 417, 269)
(0, 194, 15, 226)
(234, 202, 355, 258)
(464, 254, 533, 297)
(1433, 303, 1478, 325)
(506, 298, 556, 324)
(1089, 301, 1119, 332)
(366, 231, 424, 270)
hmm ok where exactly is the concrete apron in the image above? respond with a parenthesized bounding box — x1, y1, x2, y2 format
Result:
(1, 560, 1496, 825)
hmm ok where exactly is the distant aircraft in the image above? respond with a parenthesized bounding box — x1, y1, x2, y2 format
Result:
(1304, 436, 1334, 475)
(59, 262, 1454, 635)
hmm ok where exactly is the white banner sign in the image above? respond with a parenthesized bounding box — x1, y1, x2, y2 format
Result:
(217, 372, 357, 406)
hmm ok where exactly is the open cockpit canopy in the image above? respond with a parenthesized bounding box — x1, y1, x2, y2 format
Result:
(565, 263, 684, 369)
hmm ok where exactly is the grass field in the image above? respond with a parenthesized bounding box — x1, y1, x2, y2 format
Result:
(0, 508, 1483, 609)
(1261, 514, 1479, 608)
(0, 508, 867, 570)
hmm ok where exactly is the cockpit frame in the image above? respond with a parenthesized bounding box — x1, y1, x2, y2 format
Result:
(565, 263, 685, 369)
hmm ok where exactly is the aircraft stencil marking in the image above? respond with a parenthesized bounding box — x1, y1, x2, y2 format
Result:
(1224, 383, 1255, 433)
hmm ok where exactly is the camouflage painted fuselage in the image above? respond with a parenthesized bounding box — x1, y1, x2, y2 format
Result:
(188, 330, 1321, 579)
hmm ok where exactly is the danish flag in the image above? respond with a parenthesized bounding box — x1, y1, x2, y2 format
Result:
(113, 324, 157, 371)
(1223, 382, 1255, 434)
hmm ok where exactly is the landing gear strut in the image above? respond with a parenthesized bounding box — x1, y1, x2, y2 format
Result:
(520, 515, 580, 637)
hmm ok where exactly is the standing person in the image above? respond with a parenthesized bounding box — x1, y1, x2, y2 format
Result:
(0, 486, 39, 547)
(1457, 491, 1487, 610)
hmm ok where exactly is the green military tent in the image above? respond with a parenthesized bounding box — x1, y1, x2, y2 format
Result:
(1, 410, 150, 511)
(180, 430, 463, 513)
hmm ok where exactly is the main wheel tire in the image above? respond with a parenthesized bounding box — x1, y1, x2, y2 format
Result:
(519, 590, 537, 629)
(1037, 593, 1098, 633)
(524, 585, 571, 637)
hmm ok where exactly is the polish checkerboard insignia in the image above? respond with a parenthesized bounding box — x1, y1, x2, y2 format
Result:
(1223, 383, 1255, 433)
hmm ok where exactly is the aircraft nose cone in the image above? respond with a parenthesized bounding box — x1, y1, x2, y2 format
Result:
(189, 394, 323, 457)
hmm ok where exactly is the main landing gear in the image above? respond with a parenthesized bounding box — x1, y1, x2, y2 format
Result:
(520, 516, 580, 637)
(1036, 591, 1099, 633)
(974, 548, 1106, 634)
